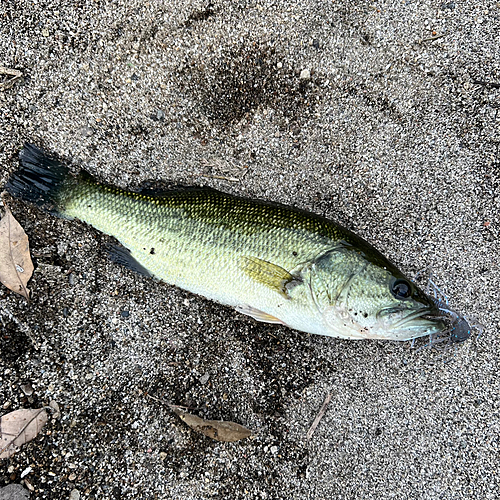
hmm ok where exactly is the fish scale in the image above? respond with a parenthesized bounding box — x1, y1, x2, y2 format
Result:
(61, 181, 334, 309)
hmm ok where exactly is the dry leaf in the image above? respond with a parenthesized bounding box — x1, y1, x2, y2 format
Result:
(0, 204, 34, 301)
(173, 408, 253, 442)
(0, 408, 48, 458)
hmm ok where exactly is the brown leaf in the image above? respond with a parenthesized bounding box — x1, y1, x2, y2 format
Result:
(0, 408, 48, 458)
(173, 408, 253, 442)
(0, 204, 34, 301)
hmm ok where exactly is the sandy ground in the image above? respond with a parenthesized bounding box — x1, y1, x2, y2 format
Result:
(1, 1, 499, 499)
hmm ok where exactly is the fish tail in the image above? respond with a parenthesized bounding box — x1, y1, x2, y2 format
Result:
(5, 144, 74, 216)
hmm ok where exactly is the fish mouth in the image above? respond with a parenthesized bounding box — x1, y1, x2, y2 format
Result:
(376, 302, 479, 344)
(377, 305, 447, 337)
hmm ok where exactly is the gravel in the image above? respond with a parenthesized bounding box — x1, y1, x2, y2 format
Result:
(1, 1, 499, 499)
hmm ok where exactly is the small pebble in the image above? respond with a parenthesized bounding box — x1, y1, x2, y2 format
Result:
(120, 310, 130, 318)
(156, 109, 165, 120)
(299, 69, 311, 79)
(77, 126, 94, 138)
(68, 473, 77, 481)
(20, 382, 33, 396)
(49, 400, 61, 419)
(199, 373, 210, 384)
(69, 489, 81, 500)
(20, 466, 32, 479)
(24, 480, 34, 492)
(270, 446, 278, 454)
(0, 484, 29, 499)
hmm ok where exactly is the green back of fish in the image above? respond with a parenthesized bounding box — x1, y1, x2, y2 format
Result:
(62, 177, 391, 264)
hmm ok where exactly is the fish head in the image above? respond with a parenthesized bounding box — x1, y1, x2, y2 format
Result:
(308, 245, 447, 341)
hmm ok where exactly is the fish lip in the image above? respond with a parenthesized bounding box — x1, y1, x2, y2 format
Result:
(388, 308, 433, 330)
(376, 305, 406, 320)
(377, 304, 445, 332)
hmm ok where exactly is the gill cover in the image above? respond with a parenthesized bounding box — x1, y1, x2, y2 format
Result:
(303, 244, 444, 340)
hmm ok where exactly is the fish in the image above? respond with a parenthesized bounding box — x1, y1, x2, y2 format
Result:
(5, 143, 468, 342)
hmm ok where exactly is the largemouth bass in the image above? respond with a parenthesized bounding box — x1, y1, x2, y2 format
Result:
(6, 144, 464, 342)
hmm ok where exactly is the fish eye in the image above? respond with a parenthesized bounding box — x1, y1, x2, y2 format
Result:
(391, 279, 412, 299)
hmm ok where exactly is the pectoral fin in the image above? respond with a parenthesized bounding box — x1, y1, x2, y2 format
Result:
(235, 305, 285, 325)
(240, 256, 296, 298)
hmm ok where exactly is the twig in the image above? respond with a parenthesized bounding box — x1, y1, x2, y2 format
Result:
(0, 67, 21, 77)
(418, 34, 446, 44)
(306, 391, 332, 440)
(199, 174, 241, 182)
(471, 80, 500, 89)
(0, 303, 39, 349)
(0, 67, 23, 91)
(145, 393, 198, 411)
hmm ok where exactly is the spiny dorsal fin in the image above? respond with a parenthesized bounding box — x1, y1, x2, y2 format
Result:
(240, 256, 295, 298)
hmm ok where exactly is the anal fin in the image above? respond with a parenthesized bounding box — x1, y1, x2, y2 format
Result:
(107, 244, 152, 278)
(235, 305, 285, 325)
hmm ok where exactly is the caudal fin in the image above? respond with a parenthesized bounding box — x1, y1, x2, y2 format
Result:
(5, 144, 71, 215)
